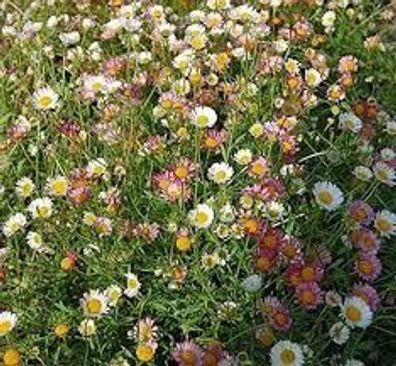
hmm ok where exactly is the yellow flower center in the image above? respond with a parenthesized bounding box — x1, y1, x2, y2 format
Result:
(127, 278, 139, 289)
(3, 349, 20, 366)
(86, 299, 102, 314)
(301, 267, 315, 282)
(190, 35, 205, 50)
(39, 96, 53, 108)
(52, 181, 67, 195)
(180, 350, 197, 364)
(175, 166, 189, 179)
(280, 349, 296, 365)
(196, 114, 209, 127)
(358, 260, 373, 275)
(38, 206, 49, 217)
(136, 344, 155, 362)
(376, 218, 391, 232)
(318, 191, 333, 205)
(0, 320, 12, 334)
(195, 211, 209, 225)
(176, 236, 191, 252)
(92, 82, 103, 93)
(214, 170, 227, 182)
(252, 162, 267, 176)
(346, 306, 362, 322)
(54, 323, 69, 338)
(302, 290, 315, 305)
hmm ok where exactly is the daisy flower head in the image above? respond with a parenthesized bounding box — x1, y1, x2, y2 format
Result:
(15, 177, 35, 198)
(373, 161, 396, 186)
(355, 253, 382, 282)
(32, 86, 59, 111)
(78, 319, 96, 337)
(136, 341, 157, 363)
(28, 197, 53, 219)
(190, 106, 217, 128)
(81, 290, 109, 318)
(207, 162, 234, 185)
(338, 112, 363, 133)
(305, 68, 322, 88)
(106, 285, 122, 307)
(134, 317, 158, 343)
(374, 210, 396, 237)
(353, 166, 373, 182)
(313, 181, 344, 211)
(2, 212, 27, 237)
(189, 203, 214, 229)
(270, 340, 304, 366)
(341, 296, 373, 329)
(124, 272, 141, 298)
(347, 200, 375, 226)
(234, 148, 253, 166)
(26, 231, 48, 253)
(46, 176, 68, 197)
(329, 322, 350, 345)
(0, 311, 17, 336)
(295, 282, 323, 310)
(352, 283, 380, 312)
(172, 341, 204, 366)
(263, 296, 293, 333)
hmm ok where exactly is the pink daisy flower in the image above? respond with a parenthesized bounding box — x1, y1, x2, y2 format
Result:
(295, 282, 323, 310)
(172, 341, 204, 366)
(348, 200, 375, 226)
(355, 253, 382, 282)
(263, 296, 293, 333)
(352, 283, 380, 312)
(349, 228, 380, 254)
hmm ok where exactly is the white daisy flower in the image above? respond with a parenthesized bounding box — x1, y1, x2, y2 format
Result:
(81, 290, 109, 318)
(106, 285, 123, 307)
(46, 176, 68, 196)
(188, 203, 214, 229)
(341, 296, 373, 329)
(305, 68, 322, 88)
(28, 197, 53, 219)
(15, 177, 35, 198)
(219, 203, 235, 223)
(313, 181, 344, 211)
(234, 148, 253, 166)
(353, 166, 373, 182)
(373, 161, 396, 186)
(385, 120, 396, 135)
(380, 148, 395, 161)
(124, 273, 141, 298)
(374, 210, 396, 237)
(26, 231, 48, 253)
(32, 86, 59, 110)
(2, 213, 27, 237)
(322, 10, 336, 28)
(190, 106, 217, 128)
(208, 162, 234, 184)
(270, 340, 305, 366)
(339, 112, 363, 133)
(78, 319, 96, 336)
(87, 158, 107, 178)
(329, 322, 350, 345)
(0, 311, 17, 336)
(83, 75, 108, 95)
